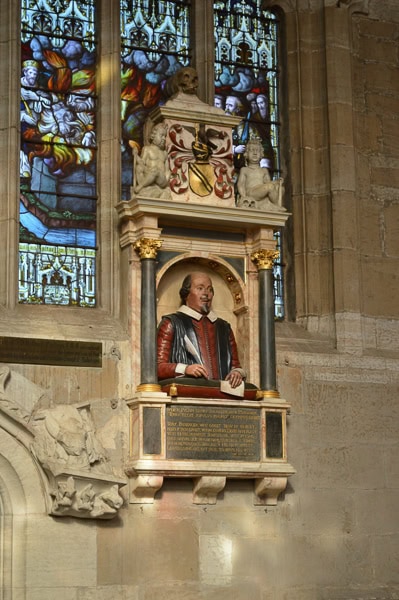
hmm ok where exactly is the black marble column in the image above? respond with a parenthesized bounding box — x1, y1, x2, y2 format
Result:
(251, 249, 280, 398)
(134, 238, 162, 391)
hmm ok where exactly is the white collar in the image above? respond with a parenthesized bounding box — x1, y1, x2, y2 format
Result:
(178, 305, 218, 322)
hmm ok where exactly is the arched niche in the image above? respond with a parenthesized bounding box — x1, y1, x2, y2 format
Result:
(156, 254, 253, 380)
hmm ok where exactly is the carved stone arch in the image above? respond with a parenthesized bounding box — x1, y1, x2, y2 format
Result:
(0, 425, 47, 600)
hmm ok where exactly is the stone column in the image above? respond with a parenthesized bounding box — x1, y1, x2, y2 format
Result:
(251, 249, 280, 398)
(133, 238, 162, 392)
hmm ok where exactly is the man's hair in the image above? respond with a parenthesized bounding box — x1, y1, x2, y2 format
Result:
(179, 274, 192, 304)
(179, 272, 214, 304)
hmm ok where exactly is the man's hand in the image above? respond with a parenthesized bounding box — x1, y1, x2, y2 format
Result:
(225, 369, 243, 388)
(185, 364, 209, 378)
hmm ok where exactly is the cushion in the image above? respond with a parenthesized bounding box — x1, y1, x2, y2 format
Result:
(159, 377, 259, 400)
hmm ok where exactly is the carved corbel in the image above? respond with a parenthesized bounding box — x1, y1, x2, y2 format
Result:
(192, 476, 227, 505)
(31, 403, 126, 519)
(48, 473, 124, 519)
(129, 474, 164, 503)
(253, 476, 288, 506)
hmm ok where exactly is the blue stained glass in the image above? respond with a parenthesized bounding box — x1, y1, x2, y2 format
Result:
(214, 1, 284, 318)
(20, 0, 97, 306)
(120, 0, 191, 199)
(214, 1, 279, 173)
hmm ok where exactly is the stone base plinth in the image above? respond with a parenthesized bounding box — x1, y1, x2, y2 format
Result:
(125, 393, 295, 505)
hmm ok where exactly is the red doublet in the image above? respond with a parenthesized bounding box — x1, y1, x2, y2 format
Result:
(157, 313, 242, 380)
(192, 316, 221, 380)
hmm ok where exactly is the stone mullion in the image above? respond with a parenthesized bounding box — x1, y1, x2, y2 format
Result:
(191, 0, 215, 104)
(98, 0, 122, 316)
(0, 0, 20, 308)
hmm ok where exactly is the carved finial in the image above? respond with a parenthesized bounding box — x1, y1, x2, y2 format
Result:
(133, 238, 162, 260)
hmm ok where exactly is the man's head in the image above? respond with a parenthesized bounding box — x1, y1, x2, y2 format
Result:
(225, 95, 243, 115)
(180, 272, 214, 314)
(22, 60, 39, 86)
(214, 95, 224, 109)
(256, 94, 269, 118)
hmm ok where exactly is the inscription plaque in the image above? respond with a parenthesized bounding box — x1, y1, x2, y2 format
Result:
(166, 404, 261, 461)
(0, 337, 102, 367)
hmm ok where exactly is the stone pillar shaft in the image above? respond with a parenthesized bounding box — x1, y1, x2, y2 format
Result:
(140, 257, 157, 384)
(251, 250, 279, 398)
(134, 238, 162, 390)
(258, 267, 277, 392)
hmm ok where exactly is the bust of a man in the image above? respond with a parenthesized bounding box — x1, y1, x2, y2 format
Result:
(157, 272, 245, 388)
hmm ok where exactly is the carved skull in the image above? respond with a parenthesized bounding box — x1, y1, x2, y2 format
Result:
(175, 67, 199, 95)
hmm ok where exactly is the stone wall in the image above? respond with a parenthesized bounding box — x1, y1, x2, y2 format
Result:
(0, 1, 399, 599)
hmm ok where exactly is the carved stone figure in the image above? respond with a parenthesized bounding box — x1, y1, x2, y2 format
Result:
(237, 139, 286, 212)
(0, 366, 125, 519)
(131, 122, 171, 198)
(32, 404, 110, 472)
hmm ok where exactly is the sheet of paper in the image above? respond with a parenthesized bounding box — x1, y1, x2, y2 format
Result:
(220, 380, 245, 398)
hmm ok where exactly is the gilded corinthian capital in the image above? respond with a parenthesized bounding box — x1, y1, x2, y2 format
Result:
(251, 249, 279, 271)
(133, 238, 162, 259)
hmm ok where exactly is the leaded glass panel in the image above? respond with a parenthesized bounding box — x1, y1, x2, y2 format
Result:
(120, 0, 191, 199)
(214, 1, 284, 318)
(20, 0, 97, 307)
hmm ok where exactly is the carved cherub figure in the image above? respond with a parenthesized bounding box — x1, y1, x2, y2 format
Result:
(237, 139, 286, 212)
(131, 123, 170, 197)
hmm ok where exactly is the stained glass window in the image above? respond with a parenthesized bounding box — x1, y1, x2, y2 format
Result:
(20, 0, 97, 306)
(120, 0, 191, 199)
(214, 1, 284, 318)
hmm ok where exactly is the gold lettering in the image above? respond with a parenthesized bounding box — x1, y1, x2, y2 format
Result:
(166, 405, 260, 460)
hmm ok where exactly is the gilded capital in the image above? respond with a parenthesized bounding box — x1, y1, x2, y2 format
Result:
(133, 238, 162, 260)
(251, 249, 279, 271)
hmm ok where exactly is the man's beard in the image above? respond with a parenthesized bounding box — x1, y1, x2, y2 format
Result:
(200, 302, 210, 314)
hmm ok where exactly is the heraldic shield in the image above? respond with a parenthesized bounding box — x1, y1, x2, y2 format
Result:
(188, 161, 216, 197)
